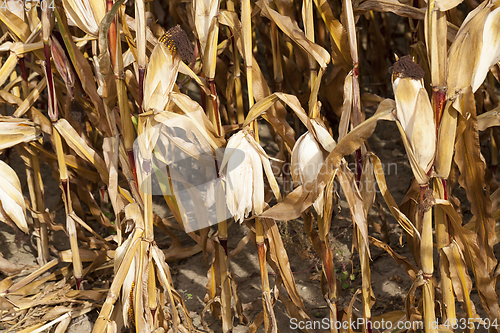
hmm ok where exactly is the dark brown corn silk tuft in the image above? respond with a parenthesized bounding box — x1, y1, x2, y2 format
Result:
(159, 25, 194, 63)
(389, 55, 425, 80)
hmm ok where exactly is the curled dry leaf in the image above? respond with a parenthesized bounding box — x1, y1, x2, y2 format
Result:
(0, 160, 28, 233)
(477, 105, 500, 131)
(50, 36, 75, 99)
(447, 0, 500, 96)
(258, 0, 330, 69)
(62, 0, 106, 35)
(0, 117, 41, 150)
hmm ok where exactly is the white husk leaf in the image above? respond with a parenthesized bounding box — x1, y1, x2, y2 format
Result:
(291, 131, 327, 216)
(392, 77, 436, 173)
(223, 131, 265, 223)
(393, 77, 423, 141)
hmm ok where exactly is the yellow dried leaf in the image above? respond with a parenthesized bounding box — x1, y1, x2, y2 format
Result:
(62, 0, 106, 35)
(259, 0, 330, 69)
(54, 118, 109, 184)
(0, 117, 41, 150)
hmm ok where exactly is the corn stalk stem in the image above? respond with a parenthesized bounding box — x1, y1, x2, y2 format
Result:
(135, 0, 146, 114)
(19, 57, 28, 82)
(227, 0, 245, 124)
(352, 71, 363, 183)
(321, 239, 338, 333)
(420, 185, 436, 332)
(303, 213, 337, 332)
(43, 43, 57, 120)
(234, 62, 245, 124)
(344, 0, 363, 181)
(218, 235, 232, 332)
(213, 72, 229, 330)
(242, 0, 254, 111)
(138, 68, 145, 114)
(357, 227, 371, 333)
(61, 177, 82, 290)
(317, 202, 338, 332)
(142, 159, 154, 241)
(427, 0, 447, 131)
(44, 27, 83, 289)
(134, 241, 146, 329)
(270, 21, 283, 92)
(303, 0, 317, 98)
(19, 57, 29, 98)
(114, 12, 138, 207)
(209, 79, 222, 136)
(256, 217, 274, 332)
(116, 7, 136, 150)
(33, 155, 49, 264)
(147, 262, 157, 325)
(427, 4, 446, 88)
(26, 147, 49, 265)
(434, 179, 455, 323)
(127, 150, 139, 186)
(107, 0, 117, 69)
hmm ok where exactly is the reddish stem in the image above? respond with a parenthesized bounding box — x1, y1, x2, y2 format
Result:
(61, 178, 69, 203)
(127, 150, 138, 184)
(433, 88, 446, 135)
(321, 241, 334, 292)
(107, 0, 117, 69)
(75, 277, 82, 291)
(219, 238, 228, 256)
(44, 43, 58, 121)
(151, 309, 156, 325)
(352, 63, 363, 183)
(19, 57, 28, 83)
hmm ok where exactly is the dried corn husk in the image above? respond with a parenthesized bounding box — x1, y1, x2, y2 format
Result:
(291, 121, 336, 216)
(221, 129, 280, 223)
(391, 56, 436, 177)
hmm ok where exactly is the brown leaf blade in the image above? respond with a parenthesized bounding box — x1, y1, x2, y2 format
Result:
(453, 87, 499, 320)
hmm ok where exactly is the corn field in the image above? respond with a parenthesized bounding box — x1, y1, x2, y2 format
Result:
(0, 0, 499, 331)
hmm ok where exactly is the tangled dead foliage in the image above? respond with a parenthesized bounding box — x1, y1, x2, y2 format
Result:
(0, 0, 499, 332)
